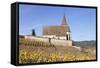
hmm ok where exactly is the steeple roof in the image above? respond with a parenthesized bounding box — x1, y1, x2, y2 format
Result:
(61, 15, 68, 25)
(61, 15, 71, 32)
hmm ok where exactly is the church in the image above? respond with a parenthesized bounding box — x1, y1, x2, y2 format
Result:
(43, 15, 71, 40)
(25, 15, 72, 46)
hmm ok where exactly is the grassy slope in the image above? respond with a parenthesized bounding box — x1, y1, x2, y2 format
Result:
(19, 38, 96, 64)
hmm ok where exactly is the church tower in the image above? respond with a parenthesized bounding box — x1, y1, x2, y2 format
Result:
(61, 15, 71, 40)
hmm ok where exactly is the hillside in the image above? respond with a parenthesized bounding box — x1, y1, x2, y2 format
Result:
(73, 40, 96, 48)
(19, 38, 96, 64)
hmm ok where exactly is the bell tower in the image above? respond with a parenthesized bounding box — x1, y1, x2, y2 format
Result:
(61, 15, 71, 40)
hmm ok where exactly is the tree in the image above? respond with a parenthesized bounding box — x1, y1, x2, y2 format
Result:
(32, 29, 36, 36)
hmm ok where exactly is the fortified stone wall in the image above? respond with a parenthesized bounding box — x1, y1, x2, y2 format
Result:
(51, 39, 72, 46)
(24, 35, 72, 46)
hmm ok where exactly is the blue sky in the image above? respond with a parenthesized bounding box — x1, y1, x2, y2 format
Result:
(19, 4, 96, 41)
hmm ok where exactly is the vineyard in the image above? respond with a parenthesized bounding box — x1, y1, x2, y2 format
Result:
(19, 38, 96, 64)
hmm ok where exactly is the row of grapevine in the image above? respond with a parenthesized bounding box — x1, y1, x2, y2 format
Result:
(19, 49, 96, 64)
(19, 38, 55, 47)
